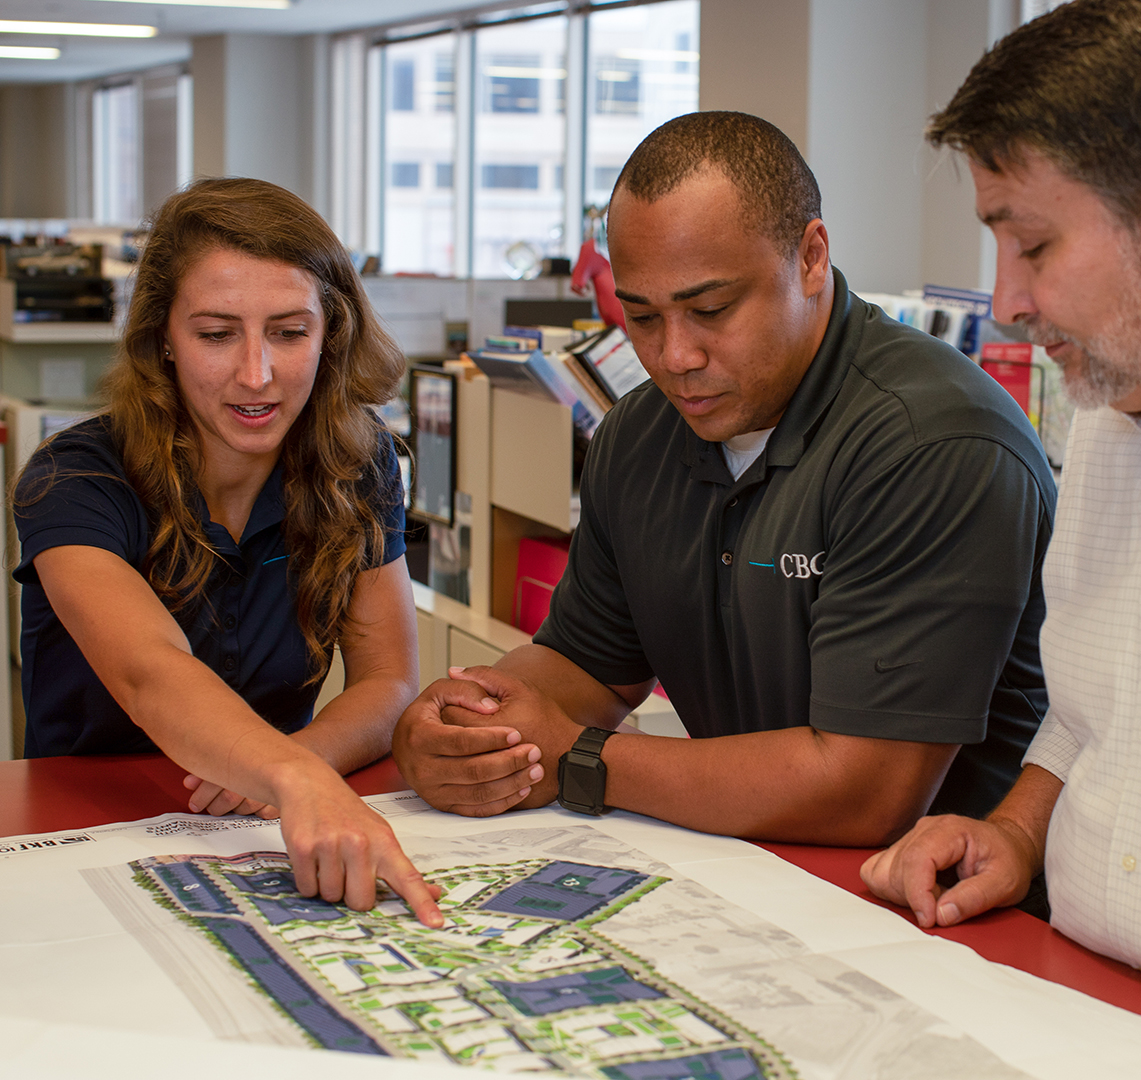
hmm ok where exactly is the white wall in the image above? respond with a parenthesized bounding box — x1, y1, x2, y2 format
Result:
(698, 0, 810, 151)
(191, 34, 318, 203)
(808, 0, 927, 293)
(700, 0, 1019, 293)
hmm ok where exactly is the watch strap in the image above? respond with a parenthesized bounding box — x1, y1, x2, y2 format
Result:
(569, 726, 616, 758)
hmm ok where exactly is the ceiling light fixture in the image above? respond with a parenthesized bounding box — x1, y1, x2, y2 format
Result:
(88, 0, 292, 9)
(0, 45, 61, 59)
(0, 20, 156, 38)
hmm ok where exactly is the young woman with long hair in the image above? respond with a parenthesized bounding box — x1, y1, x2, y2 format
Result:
(14, 177, 441, 923)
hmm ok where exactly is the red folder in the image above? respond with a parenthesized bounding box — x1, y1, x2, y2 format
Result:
(513, 536, 572, 635)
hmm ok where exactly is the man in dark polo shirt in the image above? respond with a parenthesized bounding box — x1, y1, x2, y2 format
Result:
(393, 111, 1055, 844)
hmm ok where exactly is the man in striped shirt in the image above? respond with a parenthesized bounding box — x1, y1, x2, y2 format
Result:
(861, 0, 1141, 967)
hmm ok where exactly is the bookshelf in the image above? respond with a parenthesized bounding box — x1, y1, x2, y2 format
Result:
(412, 364, 686, 737)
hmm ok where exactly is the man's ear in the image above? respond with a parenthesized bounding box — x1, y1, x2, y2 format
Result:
(798, 218, 830, 297)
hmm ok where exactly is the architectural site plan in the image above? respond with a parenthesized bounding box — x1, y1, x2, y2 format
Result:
(81, 813, 1029, 1080)
(109, 849, 793, 1078)
(5, 795, 1141, 1080)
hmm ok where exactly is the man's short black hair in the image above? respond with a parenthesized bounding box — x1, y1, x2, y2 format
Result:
(929, 0, 1141, 225)
(612, 111, 822, 257)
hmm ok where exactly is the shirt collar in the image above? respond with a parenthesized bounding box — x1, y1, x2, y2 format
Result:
(196, 459, 287, 553)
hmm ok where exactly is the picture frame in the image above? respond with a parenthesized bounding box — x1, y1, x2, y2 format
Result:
(408, 365, 457, 527)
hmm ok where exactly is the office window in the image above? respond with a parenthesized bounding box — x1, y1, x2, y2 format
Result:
(369, 1, 700, 278)
(594, 56, 640, 115)
(391, 58, 416, 111)
(585, 1, 699, 209)
(434, 52, 455, 112)
(592, 165, 621, 193)
(485, 53, 541, 113)
(381, 35, 456, 275)
(392, 162, 421, 188)
(473, 16, 567, 277)
(92, 81, 140, 225)
(481, 164, 540, 190)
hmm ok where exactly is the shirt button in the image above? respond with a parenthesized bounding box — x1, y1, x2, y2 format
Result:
(1123, 855, 1137, 872)
(721, 551, 733, 566)
(223, 656, 236, 673)
(224, 614, 237, 630)
(727, 497, 739, 508)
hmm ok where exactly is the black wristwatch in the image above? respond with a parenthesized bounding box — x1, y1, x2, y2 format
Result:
(557, 727, 617, 815)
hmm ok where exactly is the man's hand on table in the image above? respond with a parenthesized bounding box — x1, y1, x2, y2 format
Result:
(392, 670, 565, 816)
(859, 813, 1040, 928)
(442, 666, 594, 808)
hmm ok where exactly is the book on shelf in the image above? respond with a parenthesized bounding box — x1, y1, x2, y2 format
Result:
(565, 325, 650, 403)
(502, 324, 582, 354)
(484, 333, 543, 351)
(468, 346, 603, 440)
(979, 341, 1035, 418)
(467, 347, 559, 401)
(557, 352, 612, 418)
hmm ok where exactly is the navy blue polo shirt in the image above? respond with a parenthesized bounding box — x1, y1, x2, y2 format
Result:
(536, 270, 1056, 819)
(14, 416, 407, 758)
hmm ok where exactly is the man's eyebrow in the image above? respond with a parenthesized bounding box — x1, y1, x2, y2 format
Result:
(978, 206, 1047, 229)
(672, 278, 738, 301)
(978, 207, 1013, 227)
(614, 279, 739, 306)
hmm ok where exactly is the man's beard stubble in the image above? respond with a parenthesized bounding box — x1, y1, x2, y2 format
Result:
(1021, 236, 1141, 409)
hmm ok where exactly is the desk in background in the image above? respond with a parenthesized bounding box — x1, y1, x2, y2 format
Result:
(1, 752, 1138, 1018)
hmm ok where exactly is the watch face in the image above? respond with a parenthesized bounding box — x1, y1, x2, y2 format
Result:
(561, 762, 598, 810)
(558, 751, 607, 815)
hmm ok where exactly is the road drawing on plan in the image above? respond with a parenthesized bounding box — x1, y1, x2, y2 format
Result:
(84, 823, 1029, 1080)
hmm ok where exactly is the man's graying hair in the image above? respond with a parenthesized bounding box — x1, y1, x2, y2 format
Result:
(928, 0, 1141, 227)
(612, 111, 822, 257)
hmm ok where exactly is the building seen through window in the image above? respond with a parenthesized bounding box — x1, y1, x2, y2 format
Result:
(473, 16, 567, 277)
(585, 2, 699, 212)
(485, 54, 542, 113)
(382, 35, 458, 276)
(375, 0, 698, 278)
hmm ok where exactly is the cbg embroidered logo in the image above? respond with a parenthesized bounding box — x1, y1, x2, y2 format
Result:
(780, 552, 825, 578)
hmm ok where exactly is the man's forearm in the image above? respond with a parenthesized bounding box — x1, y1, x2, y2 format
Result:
(436, 649, 957, 845)
(492, 644, 644, 727)
(596, 726, 957, 845)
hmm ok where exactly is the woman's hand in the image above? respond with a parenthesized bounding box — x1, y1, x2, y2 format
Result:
(186, 766, 442, 924)
(33, 545, 441, 925)
(182, 773, 277, 817)
(273, 762, 443, 923)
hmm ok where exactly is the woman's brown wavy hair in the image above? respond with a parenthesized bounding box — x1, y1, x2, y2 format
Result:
(105, 176, 405, 681)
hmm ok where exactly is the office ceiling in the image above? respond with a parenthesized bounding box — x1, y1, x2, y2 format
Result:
(0, 0, 520, 84)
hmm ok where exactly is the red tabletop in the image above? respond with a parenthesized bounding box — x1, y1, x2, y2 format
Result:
(3, 752, 1140, 1016)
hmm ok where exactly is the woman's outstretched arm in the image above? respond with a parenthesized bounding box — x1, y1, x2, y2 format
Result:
(33, 543, 442, 925)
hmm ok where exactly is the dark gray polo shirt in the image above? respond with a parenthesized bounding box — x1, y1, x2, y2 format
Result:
(535, 270, 1055, 818)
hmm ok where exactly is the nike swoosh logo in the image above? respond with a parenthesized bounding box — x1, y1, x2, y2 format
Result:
(874, 659, 921, 673)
